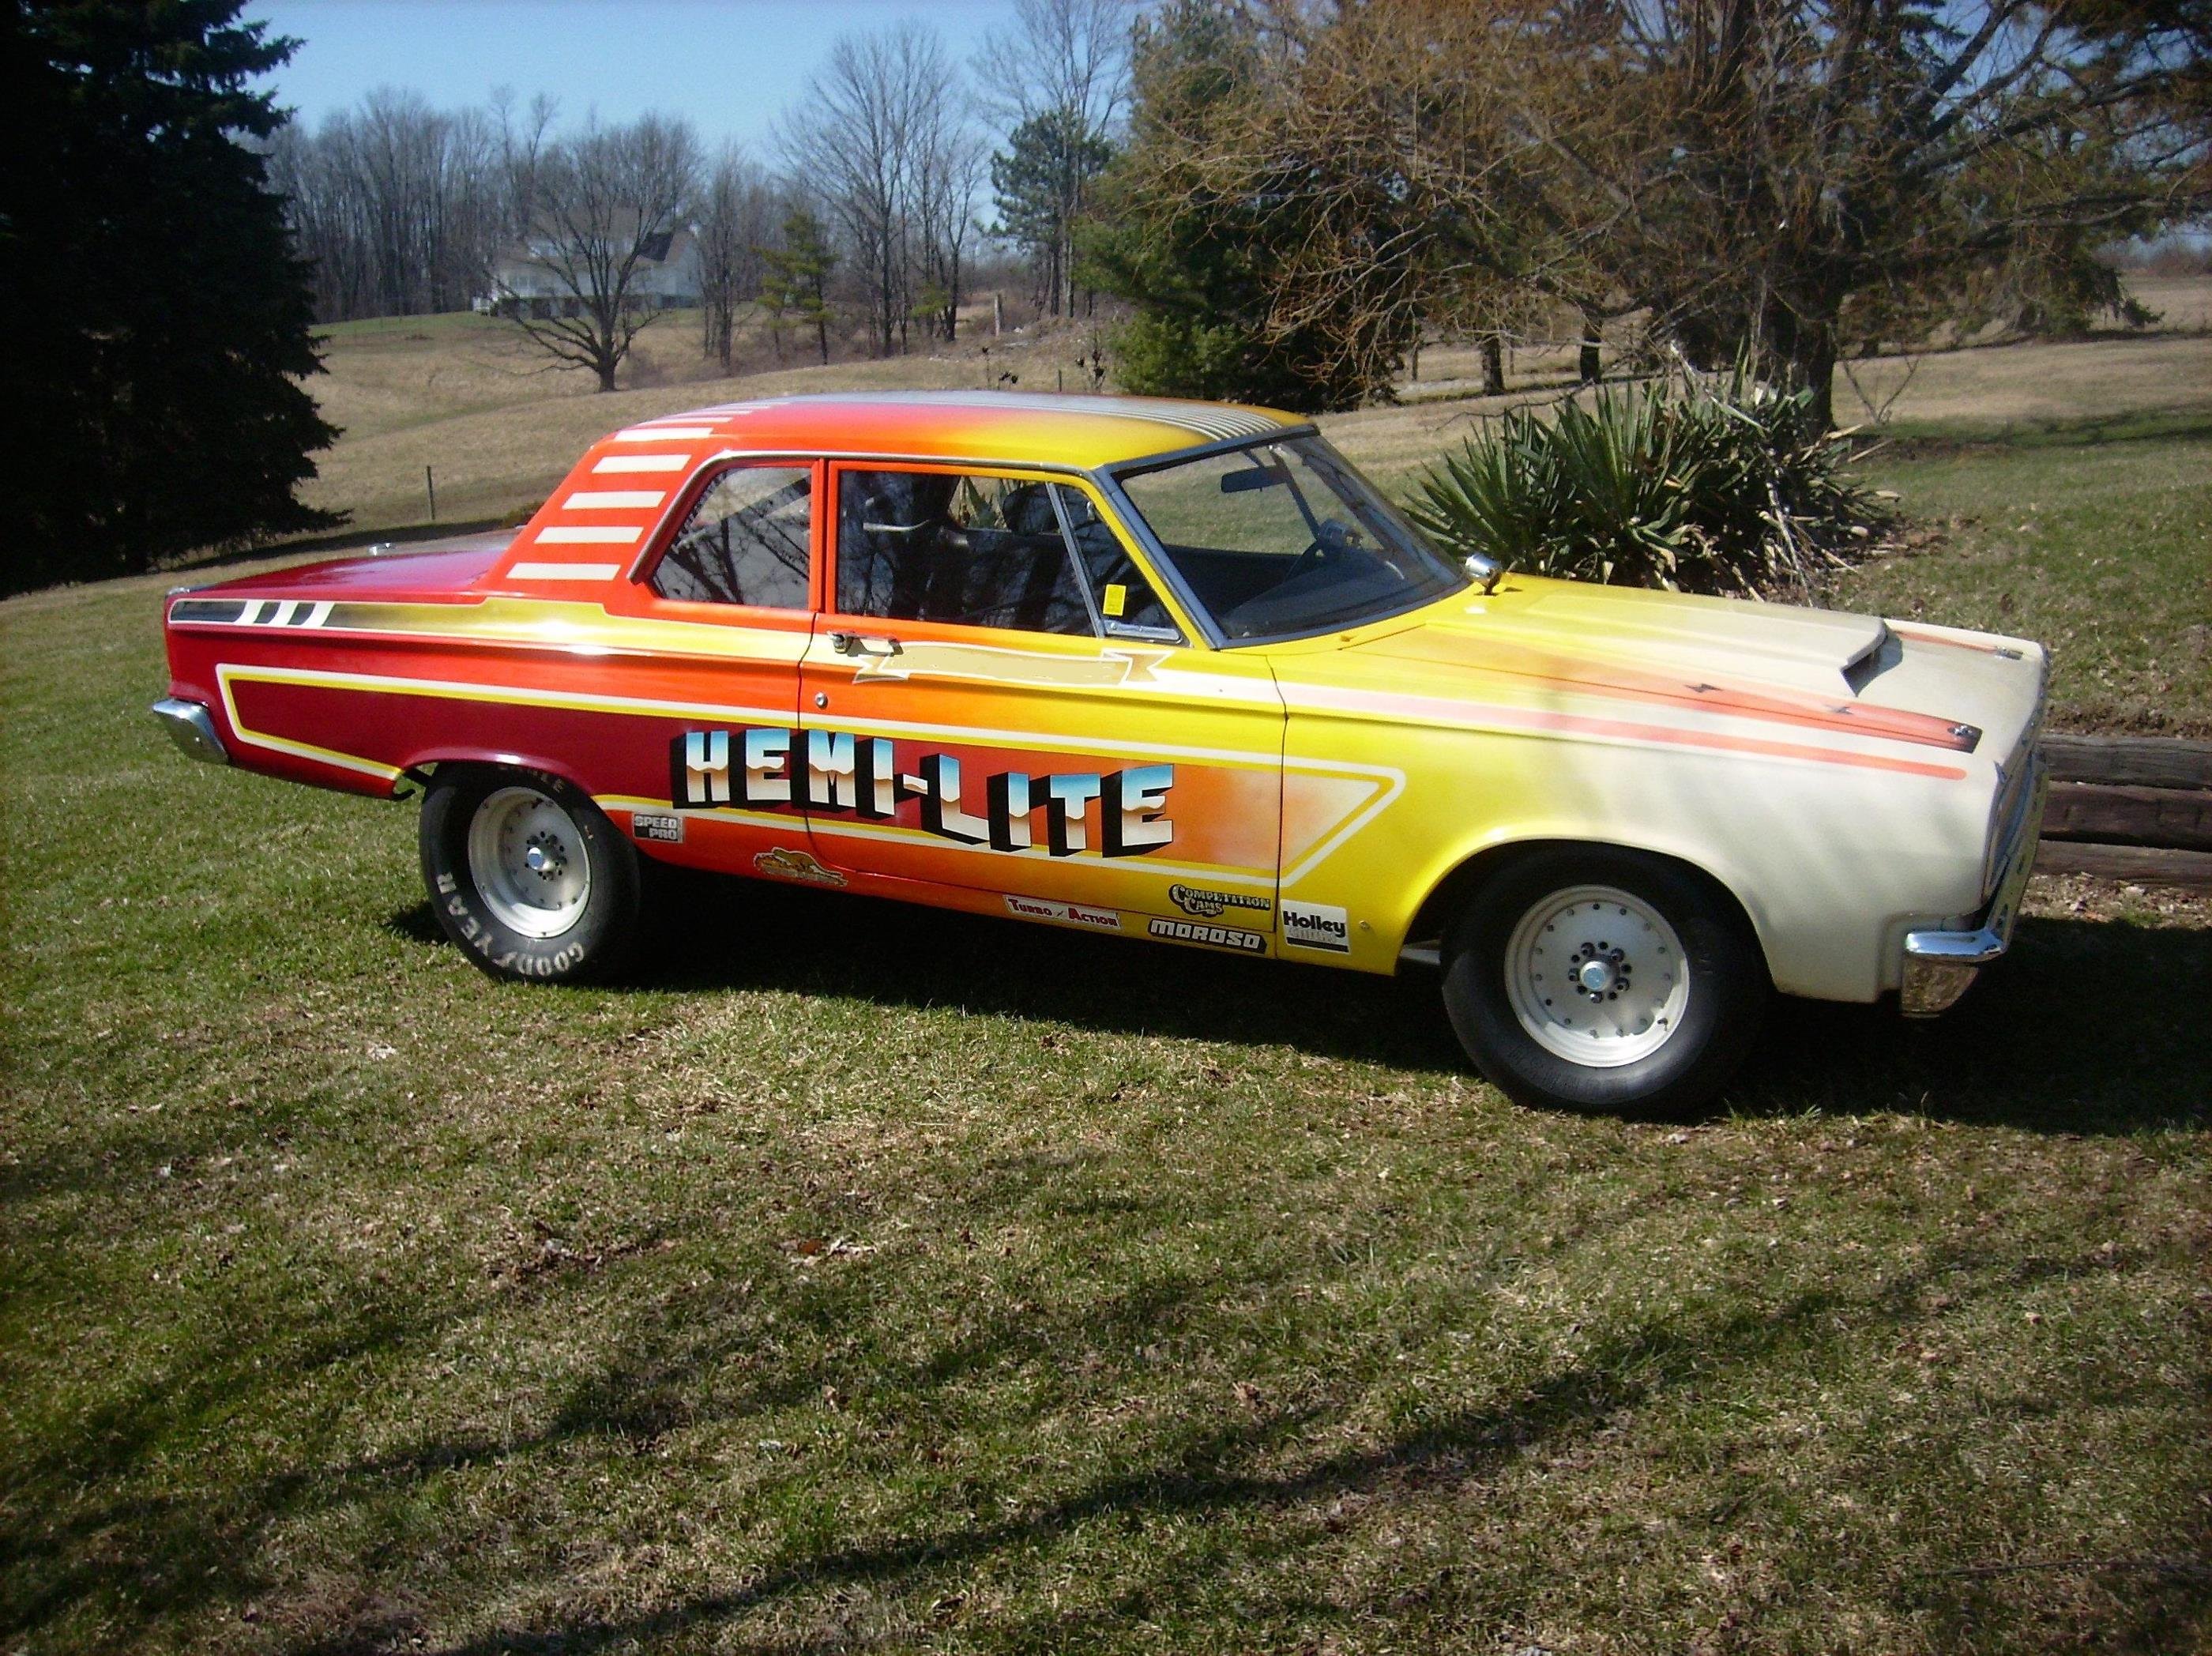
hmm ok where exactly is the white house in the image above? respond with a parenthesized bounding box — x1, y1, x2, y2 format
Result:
(480, 225, 702, 318)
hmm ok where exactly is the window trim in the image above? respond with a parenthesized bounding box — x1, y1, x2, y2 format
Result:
(1103, 430, 1475, 649)
(632, 456, 825, 615)
(821, 459, 1192, 647)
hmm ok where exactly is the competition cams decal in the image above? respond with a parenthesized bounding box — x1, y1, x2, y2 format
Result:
(1168, 883, 1271, 920)
(1148, 917, 1266, 954)
(1281, 900, 1351, 954)
(675, 728, 1173, 858)
(1003, 895, 1123, 932)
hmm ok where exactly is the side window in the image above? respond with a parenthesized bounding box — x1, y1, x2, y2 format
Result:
(651, 465, 811, 608)
(1055, 485, 1182, 641)
(837, 470, 1092, 635)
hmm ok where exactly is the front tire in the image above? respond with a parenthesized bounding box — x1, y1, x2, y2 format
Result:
(1441, 847, 1767, 1116)
(419, 766, 640, 983)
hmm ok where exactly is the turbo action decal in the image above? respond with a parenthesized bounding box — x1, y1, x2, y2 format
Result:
(1003, 894, 1123, 932)
(673, 728, 1174, 858)
(1149, 917, 1266, 954)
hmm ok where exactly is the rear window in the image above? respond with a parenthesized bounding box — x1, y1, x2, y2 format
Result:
(652, 465, 811, 608)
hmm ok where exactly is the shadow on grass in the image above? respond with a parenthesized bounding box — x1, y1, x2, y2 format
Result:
(383, 874, 2208, 1136)
(1877, 407, 2212, 457)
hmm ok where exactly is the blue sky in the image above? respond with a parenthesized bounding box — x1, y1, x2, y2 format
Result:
(246, 1, 1020, 151)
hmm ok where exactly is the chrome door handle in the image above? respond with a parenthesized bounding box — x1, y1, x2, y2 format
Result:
(829, 631, 901, 658)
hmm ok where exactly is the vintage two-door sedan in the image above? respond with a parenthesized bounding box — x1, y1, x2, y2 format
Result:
(155, 390, 2049, 1113)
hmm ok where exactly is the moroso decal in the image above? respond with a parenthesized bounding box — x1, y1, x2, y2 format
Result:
(1149, 917, 1266, 954)
(1281, 900, 1351, 953)
(674, 728, 1173, 858)
(1168, 883, 1271, 920)
(1003, 894, 1123, 932)
(754, 848, 847, 886)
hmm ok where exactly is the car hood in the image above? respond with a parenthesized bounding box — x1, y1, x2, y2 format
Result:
(1276, 575, 2047, 766)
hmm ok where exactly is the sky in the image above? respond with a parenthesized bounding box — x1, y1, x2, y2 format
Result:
(246, 0, 1021, 152)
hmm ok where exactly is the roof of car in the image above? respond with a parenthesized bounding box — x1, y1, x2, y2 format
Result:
(485, 390, 1309, 595)
(609, 390, 1305, 469)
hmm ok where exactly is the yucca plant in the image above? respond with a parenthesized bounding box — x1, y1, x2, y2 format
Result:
(1407, 363, 1890, 597)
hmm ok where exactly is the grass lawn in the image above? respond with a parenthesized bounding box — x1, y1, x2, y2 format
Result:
(3, 294, 2208, 1654)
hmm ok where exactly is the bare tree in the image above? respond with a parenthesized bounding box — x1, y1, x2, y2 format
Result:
(780, 23, 972, 357)
(972, 0, 1140, 136)
(697, 145, 777, 371)
(975, 0, 1140, 318)
(498, 115, 702, 391)
(269, 87, 548, 323)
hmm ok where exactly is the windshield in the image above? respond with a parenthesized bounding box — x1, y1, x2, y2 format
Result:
(1115, 435, 1470, 642)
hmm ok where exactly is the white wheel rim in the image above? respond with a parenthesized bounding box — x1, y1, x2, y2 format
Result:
(1504, 884, 1691, 1068)
(466, 786, 592, 940)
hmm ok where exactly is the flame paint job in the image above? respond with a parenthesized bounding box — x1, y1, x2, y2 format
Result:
(160, 391, 2051, 1003)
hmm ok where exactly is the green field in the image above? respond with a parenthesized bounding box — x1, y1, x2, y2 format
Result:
(2, 299, 2209, 1652)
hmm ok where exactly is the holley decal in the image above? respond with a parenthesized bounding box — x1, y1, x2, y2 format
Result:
(673, 728, 1174, 858)
(1281, 900, 1351, 953)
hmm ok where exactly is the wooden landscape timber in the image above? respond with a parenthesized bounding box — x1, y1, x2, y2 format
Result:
(2034, 734, 2212, 889)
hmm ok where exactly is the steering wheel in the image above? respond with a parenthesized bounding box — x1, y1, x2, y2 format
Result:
(1285, 519, 1355, 581)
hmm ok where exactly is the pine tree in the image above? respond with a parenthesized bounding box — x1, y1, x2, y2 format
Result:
(759, 209, 839, 367)
(990, 107, 1112, 318)
(2, 0, 341, 595)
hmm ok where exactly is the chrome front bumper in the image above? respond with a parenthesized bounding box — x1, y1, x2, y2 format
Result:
(1899, 754, 2048, 1017)
(151, 698, 230, 766)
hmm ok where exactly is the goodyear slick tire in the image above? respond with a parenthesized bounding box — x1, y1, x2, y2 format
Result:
(419, 766, 641, 985)
(1441, 845, 1768, 1118)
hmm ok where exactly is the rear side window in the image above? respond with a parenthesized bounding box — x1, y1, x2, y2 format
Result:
(836, 470, 1092, 635)
(652, 465, 811, 608)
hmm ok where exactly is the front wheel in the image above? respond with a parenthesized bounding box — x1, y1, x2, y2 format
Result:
(419, 766, 640, 983)
(1441, 847, 1768, 1116)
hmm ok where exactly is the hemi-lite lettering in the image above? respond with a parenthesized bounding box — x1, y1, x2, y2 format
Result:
(917, 754, 988, 844)
(1101, 764, 1175, 856)
(1044, 773, 1102, 856)
(674, 730, 732, 807)
(803, 729, 858, 811)
(988, 772, 1033, 851)
(858, 737, 898, 819)
(668, 726, 1179, 857)
(741, 728, 793, 805)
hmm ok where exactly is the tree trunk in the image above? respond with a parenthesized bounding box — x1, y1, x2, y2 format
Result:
(1578, 307, 1603, 383)
(594, 358, 618, 392)
(1480, 333, 1505, 395)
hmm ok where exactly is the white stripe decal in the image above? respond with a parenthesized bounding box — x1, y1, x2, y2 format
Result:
(535, 525, 641, 544)
(593, 454, 691, 473)
(562, 490, 665, 510)
(612, 426, 711, 441)
(506, 562, 623, 581)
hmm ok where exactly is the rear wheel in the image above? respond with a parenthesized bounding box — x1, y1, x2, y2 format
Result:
(1441, 847, 1767, 1116)
(419, 767, 640, 983)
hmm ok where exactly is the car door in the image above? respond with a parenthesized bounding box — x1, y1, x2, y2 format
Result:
(790, 461, 1286, 947)
(595, 457, 820, 877)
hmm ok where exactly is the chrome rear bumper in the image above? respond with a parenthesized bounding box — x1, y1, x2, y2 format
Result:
(1900, 753, 2047, 1017)
(151, 698, 230, 766)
